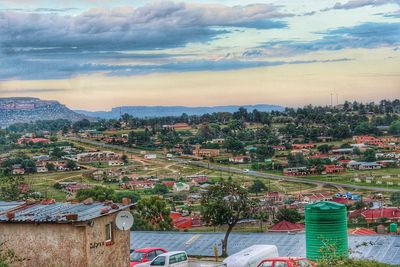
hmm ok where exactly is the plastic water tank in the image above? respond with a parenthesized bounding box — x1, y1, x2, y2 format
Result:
(305, 201, 348, 261)
(389, 223, 398, 233)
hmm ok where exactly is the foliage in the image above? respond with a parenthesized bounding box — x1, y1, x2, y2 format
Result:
(363, 149, 376, 162)
(0, 242, 26, 267)
(114, 191, 140, 203)
(201, 180, 258, 257)
(389, 120, 400, 135)
(152, 183, 169, 195)
(76, 186, 116, 202)
(131, 196, 173, 231)
(0, 176, 25, 201)
(276, 208, 302, 223)
(249, 179, 267, 195)
(390, 191, 400, 206)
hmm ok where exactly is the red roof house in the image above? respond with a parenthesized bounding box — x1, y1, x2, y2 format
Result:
(350, 228, 377, 235)
(268, 220, 305, 232)
(361, 208, 400, 223)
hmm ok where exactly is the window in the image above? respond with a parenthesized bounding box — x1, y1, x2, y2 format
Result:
(260, 261, 273, 267)
(105, 223, 113, 242)
(274, 262, 288, 267)
(294, 260, 313, 267)
(156, 250, 165, 256)
(150, 256, 166, 266)
(148, 251, 157, 260)
(169, 253, 187, 264)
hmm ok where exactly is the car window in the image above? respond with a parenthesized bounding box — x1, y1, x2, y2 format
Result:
(259, 261, 273, 267)
(294, 260, 313, 267)
(130, 252, 145, 262)
(170, 253, 187, 264)
(148, 251, 157, 260)
(156, 250, 165, 256)
(151, 256, 166, 266)
(274, 261, 288, 267)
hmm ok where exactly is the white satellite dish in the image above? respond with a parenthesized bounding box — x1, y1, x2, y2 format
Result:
(115, 211, 134, 231)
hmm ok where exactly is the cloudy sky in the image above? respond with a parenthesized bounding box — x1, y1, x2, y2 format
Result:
(0, 0, 399, 110)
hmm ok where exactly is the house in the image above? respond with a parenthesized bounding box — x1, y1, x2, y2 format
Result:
(283, 167, 317, 176)
(173, 182, 190, 192)
(17, 137, 50, 145)
(108, 160, 125, 167)
(11, 164, 25, 175)
(272, 145, 286, 151)
(210, 138, 225, 144)
(36, 166, 48, 173)
(302, 192, 333, 203)
(144, 154, 157, 160)
(0, 200, 133, 267)
(229, 156, 250, 163)
(264, 191, 283, 203)
(353, 135, 384, 147)
(121, 180, 155, 190)
(77, 151, 120, 163)
(348, 161, 382, 170)
(324, 165, 346, 174)
(292, 143, 316, 149)
(63, 183, 92, 194)
(162, 181, 175, 187)
(162, 123, 191, 130)
(268, 220, 305, 232)
(361, 208, 400, 223)
(193, 145, 220, 158)
(188, 175, 209, 186)
(331, 148, 354, 155)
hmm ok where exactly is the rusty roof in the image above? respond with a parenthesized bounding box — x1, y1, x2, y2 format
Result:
(0, 201, 134, 223)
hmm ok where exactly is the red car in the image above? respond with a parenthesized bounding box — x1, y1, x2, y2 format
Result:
(257, 257, 316, 267)
(130, 247, 168, 267)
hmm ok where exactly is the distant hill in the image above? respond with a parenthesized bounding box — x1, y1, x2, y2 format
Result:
(0, 97, 91, 127)
(75, 104, 285, 119)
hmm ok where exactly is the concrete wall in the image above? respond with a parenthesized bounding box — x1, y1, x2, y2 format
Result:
(0, 212, 130, 267)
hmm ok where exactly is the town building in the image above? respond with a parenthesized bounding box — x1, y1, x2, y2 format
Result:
(162, 123, 191, 130)
(323, 165, 346, 174)
(292, 143, 316, 149)
(0, 200, 133, 267)
(17, 137, 50, 145)
(193, 145, 220, 158)
(144, 154, 157, 160)
(173, 182, 190, 192)
(77, 151, 120, 163)
(361, 208, 400, 223)
(229, 156, 250, 163)
(283, 167, 317, 176)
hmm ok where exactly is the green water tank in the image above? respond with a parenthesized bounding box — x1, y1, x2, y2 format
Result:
(305, 201, 348, 261)
(389, 223, 398, 233)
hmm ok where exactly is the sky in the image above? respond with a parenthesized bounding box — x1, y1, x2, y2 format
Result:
(0, 0, 399, 110)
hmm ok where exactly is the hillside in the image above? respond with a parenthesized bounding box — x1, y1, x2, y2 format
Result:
(0, 97, 90, 127)
(75, 104, 285, 119)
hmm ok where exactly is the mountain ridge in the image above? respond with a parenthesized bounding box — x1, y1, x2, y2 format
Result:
(0, 97, 91, 127)
(75, 104, 285, 119)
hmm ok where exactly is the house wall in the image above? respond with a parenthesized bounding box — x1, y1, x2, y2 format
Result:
(86, 213, 130, 267)
(0, 223, 86, 267)
(0, 213, 130, 267)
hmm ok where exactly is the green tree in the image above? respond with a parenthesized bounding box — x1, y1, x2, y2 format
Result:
(76, 186, 116, 202)
(389, 120, 400, 135)
(201, 180, 257, 257)
(276, 208, 302, 223)
(132, 196, 173, 231)
(390, 191, 400, 206)
(153, 183, 169, 195)
(114, 191, 140, 204)
(249, 179, 267, 196)
(65, 160, 78, 170)
(0, 177, 25, 201)
(363, 149, 376, 162)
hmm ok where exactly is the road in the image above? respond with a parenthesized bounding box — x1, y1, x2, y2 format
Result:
(66, 137, 400, 193)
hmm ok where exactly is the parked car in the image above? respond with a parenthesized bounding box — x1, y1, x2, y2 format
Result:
(130, 247, 168, 266)
(134, 251, 188, 267)
(223, 245, 279, 267)
(134, 251, 226, 267)
(257, 257, 315, 267)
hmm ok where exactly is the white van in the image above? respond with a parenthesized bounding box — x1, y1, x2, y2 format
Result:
(135, 251, 189, 267)
(223, 245, 279, 267)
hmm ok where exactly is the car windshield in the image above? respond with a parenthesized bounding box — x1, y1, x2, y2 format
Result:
(130, 252, 146, 262)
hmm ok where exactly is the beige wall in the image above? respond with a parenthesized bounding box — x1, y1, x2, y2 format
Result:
(0, 212, 130, 267)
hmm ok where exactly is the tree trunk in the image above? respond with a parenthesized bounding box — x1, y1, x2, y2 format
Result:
(222, 224, 234, 258)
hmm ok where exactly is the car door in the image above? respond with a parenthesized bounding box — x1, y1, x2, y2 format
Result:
(150, 256, 166, 266)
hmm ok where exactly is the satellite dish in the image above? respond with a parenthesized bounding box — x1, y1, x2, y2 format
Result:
(115, 211, 134, 231)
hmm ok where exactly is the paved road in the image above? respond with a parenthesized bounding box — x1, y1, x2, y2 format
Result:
(67, 137, 400, 193)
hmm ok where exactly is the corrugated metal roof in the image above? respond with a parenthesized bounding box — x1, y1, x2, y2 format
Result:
(131, 231, 400, 266)
(0, 201, 133, 223)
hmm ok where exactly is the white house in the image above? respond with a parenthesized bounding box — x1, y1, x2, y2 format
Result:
(173, 182, 190, 192)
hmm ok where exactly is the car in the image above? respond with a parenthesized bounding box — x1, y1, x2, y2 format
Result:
(243, 169, 250, 173)
(130, 247, 168, 267)
(134, 251, 188, 267)
(257, 257, 316, 267)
